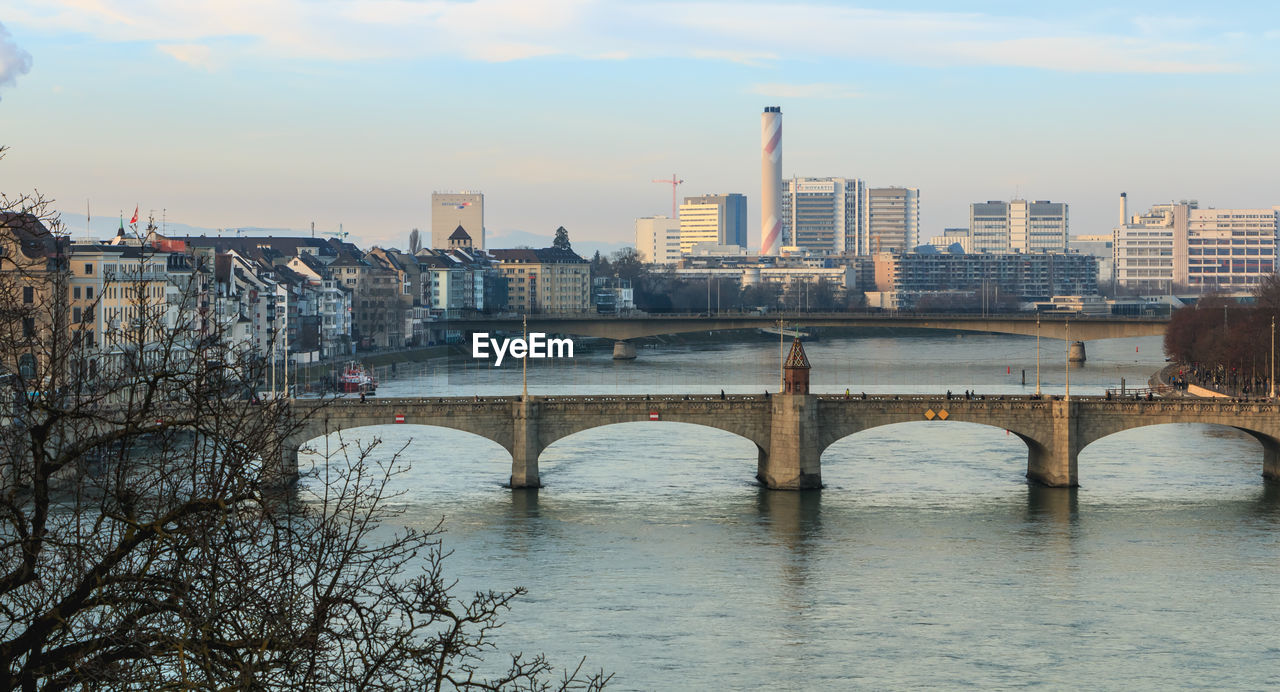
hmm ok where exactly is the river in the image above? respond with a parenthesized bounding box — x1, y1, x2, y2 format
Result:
(303, 331, 1280, 689)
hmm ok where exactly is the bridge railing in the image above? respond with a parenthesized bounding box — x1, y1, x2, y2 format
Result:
(290, 393, 1280, 414)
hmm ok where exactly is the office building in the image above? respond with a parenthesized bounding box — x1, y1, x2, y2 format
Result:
(969, 199, 1069, 253)
(867, 187, 920, 254)
(678, 193, 747, 254)
(635, 216, 681, 264)
(870, 251, 1098, 308)
(781, 177, 867, 254)
(431, 192, 484, 250)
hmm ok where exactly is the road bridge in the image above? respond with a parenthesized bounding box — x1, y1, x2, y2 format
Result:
(444, 313, 1168, 359)
(286, 393, 1280, 491)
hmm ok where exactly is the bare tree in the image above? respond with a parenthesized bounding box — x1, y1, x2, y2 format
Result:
(0, 152, 609, 689)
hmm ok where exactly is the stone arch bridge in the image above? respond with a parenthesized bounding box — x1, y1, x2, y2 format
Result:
(286, 394, 1280, 490)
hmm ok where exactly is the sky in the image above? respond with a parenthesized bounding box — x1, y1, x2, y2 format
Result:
(0, 1, 1278, 251)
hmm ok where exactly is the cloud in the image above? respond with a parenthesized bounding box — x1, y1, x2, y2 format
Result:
(0, 22, 33, 99)
(158, 43, 217, 71)
(4, 1, 1252, 74)
(749, 83, 861, 99)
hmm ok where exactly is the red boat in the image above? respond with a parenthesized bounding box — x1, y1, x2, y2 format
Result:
(338, 362, 376, 394)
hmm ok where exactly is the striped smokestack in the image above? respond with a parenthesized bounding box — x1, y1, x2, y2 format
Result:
(760, 106, 782, 256)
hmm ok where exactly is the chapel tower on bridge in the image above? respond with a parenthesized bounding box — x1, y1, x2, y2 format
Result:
(783, 338, 810, 394)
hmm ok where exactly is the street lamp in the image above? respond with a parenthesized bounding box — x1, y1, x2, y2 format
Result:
(1064, 318, 1070, 402)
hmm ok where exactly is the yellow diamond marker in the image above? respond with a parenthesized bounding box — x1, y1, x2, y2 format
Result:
(924, 409, 936, 420)
(938, 409, 949, 420)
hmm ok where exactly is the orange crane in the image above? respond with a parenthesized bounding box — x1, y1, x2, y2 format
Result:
(652, 174, 683, 219)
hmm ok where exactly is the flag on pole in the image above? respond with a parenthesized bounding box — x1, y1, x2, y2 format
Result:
(130, 205, 139, 225)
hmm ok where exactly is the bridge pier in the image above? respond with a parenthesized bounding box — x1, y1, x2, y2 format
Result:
(1237, 430, 1280, 481)
(279, 445, 300, 484)
(1025, 399, 1079, 487)
(759, 394, 822, 490)
(612, 340, 637, 360)
(1069, 341, 1087, 364)
(511, 399, 542, 488)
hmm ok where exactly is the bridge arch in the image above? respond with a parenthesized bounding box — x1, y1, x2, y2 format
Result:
(536, 420, 765, 488)
(1076, 419, 1280, 483)
(818, 419, 1041, 490)
(293, 422, 512, 472)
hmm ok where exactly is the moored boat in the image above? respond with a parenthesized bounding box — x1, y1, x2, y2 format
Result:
(338, 362, 377, 394)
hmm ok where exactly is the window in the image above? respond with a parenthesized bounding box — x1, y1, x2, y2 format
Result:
(73, 306, 81, 322)
(22, 317, 35, 338)
(22, 286, 33, 304)
(84, 263, 93, 275)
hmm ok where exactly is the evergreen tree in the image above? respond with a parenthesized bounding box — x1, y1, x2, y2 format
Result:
(552, 226, 571, 250)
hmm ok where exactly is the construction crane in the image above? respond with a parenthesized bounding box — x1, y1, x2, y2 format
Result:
(652, 174, 684, 219)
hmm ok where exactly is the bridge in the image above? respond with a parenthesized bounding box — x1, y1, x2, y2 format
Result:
(443, 313, 1168, 358)
(285, 393, 1280, 491)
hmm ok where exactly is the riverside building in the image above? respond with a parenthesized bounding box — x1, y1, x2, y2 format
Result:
(1111, 195, 1280, 293)
(871, 251, 1097, 307)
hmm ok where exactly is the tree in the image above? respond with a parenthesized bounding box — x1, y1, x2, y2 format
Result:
(0, 154, 609, 689)
(409, 228, 422, 255)
(552, 226, 571, 251)
(607, 248, 645, 283)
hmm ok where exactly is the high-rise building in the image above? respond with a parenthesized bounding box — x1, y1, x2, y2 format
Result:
(867, 187, 920, 254)
(635, 216, 681, 264)
(968, 199, 1068, 253)
(678, 193, 747, 254)
(1112, 196, 1280, 293)
(431, 192, 484, 250)
(781, 177, 866, 254)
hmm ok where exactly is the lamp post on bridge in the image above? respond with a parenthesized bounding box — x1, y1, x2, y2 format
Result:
(1036, 315, 1041, 397)
(1064, 318, 1070, 402)
(778, 319, 785, 392)
(1270, 316, 1275, 400)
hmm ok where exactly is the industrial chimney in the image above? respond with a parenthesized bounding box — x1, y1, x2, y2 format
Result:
(1119, 191, 1128, 227)
(760, 106, 782, 256)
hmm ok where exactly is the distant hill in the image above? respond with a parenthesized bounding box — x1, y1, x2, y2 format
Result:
(56, 211, 635, 258)
(58, 211, 305, 241)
